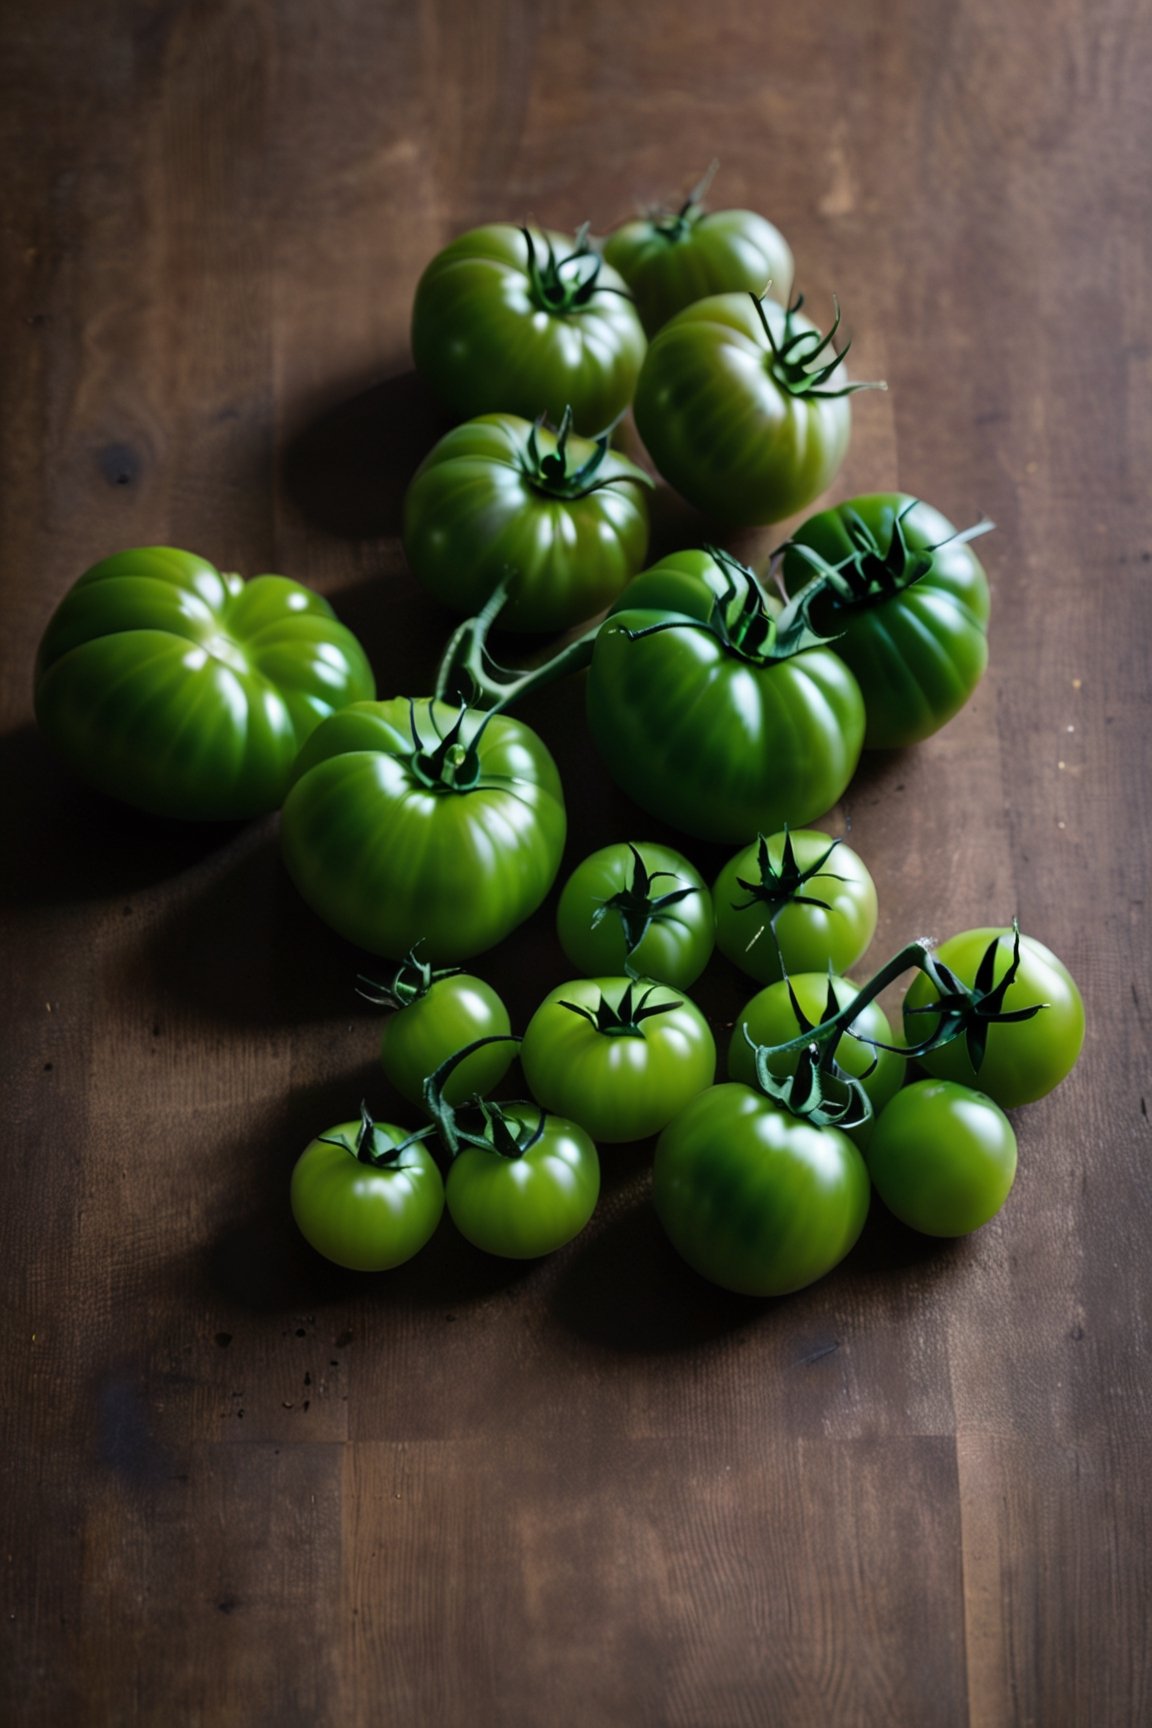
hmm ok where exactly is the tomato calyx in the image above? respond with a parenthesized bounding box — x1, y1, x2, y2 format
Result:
(317, 1101, 437, 1169)
(622, 548, 833, 666)
(522, 225, 626, 315)
(357, 947, 465, 1011)
(743, 973, 877, 1132)
(423, 1036, 547, 1161)
(782, 503, 995, 610)
(903, 921, 1049, 1072)
(559, 978, 682, 1040)
(644, 159, 720, 242)
(726, 827, 847, 969)
(751, 292, 885, 402)
(407, 701, 487, 793)
(592, 843, 699, 958)
(521, 405, 653, 500)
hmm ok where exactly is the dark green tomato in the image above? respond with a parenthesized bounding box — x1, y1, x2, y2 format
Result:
(402, 412, 651, 634)
(726, 973, 904, 1149)
(712, 829, 877, 985)
(280, 699, 566, 963)
(867, 1081, 1017, 1237)
(410, 224, 646, 431)
(903, 929, 1085, 1109)
(555, 842, 714, 987)
(603, 206, 794, 335)
(520, 976, 716, 1143)
(446, 1106, 600, 1258)
(782, 495, 991, 749)
(34, 548, 375, 820)
(290, 1120, 444, 1271)
(653, 1083, 871, 1296)
(587, 553, 865, 844)
(380, 977, 513, 1109)
(633, 294, 854, 526)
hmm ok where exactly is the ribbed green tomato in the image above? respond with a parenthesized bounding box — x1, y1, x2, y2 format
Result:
(280, 699, 566, 962)
(867, 1081, 1017, 1237)
(34, 548, 375, 819)
(290, 1115, 444, 1271)
(556, 841, 714, 987)
(603, 195, 794, 334)
(712, 829, 877, 984)
(446, 1105, 600, 1258)
(903, 929, 1085, 1108)
(782, 495, 991, 748)
(633, 294, 860, 526)
(727, 973, 904, 1148)
(403, 412, 651, 633)
(654, 1084, 871, 1296)
(520, 976, 716, 1143)
(587, 551, 864, 843)
(410, 224, 646, 430)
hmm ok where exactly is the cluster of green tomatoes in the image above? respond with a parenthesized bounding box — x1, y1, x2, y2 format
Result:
(32, 171, 1084, 1296)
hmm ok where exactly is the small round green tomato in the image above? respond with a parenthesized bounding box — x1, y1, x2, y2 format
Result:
(654, 1084, 871, 1296)
(290, 1117, 444, 1271)
(727, 973, 904, 1148)
(903, 928, 1085, 1108)
(520, 976, 716, 1143)
(556, 841, 714, 988)
(446, 1106, 600, 1258)
(379, 976, 513, 1109)
(712, 829, 877, 984)
(867, 1081, 1017, 1237)
(403, 412, 651, 634)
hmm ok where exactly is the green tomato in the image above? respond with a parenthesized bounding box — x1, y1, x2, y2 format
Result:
(903, 928, 1085, 1108)
(34, 548, 375, 819)
(403, 411, 651, 634)
(411, 224, 646, 430)
(520, 976, 716, 1143)
(712, 828, 877, 984)
(867, 1081, 1017, 1237)
(603, 183, 794, 334)
(633, 294, 862, 526)
(782, 495, 991, 748)
(290, 1113, 444, 1271)
(280, 699, 566, 962)
(587, 551, 864, 843)
(726, 973, 904, 1148)
(653, 1083, 871, 1296)
(364, 963, 513, 1109)
(446, 1105, 600, 1258)
(556, 841, 714, 987)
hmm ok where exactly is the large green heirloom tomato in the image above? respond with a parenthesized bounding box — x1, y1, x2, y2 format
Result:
(654, 1083, 871, 1296)
(520, 976, 716, 1143)
(446, 1104, 600, 1258)
(602, 166, 794, 335)
(410, 224, 646, 431)
(727, 973, 904, 1148)
(634, 293, 875, 526)
(867, 1081, 1017, 1237)
(903, 928, 1085, 1109)
(781, 495, 992, 749)
(280, 699, 566, 962)
(34, 548, 375, 819)
(402, 410, 651, 634)
(712, 828, 877, 985)
(290, 1108, 444, 1271)
(556, 841, 714, 988)
(586, 550, 865, 843)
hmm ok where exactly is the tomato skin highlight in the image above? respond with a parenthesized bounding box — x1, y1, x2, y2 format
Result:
(783, 495, 991, 749)
(34, 548, 375, 820)
(280, 699, 566, 963)
(654, 1083, 871, 1296)
(603, 207, 795, 335)
(866, 1081, 1017, 1237)
(633, 294, 853, 526)
(903, 929, 1085, 1108)
(290, 1122, 444, 1271)
(520, 976, 717, 1143)
(411, 224, 646, 431)
(712, 829, 877, 985)
(445, 1106, 600, 1258)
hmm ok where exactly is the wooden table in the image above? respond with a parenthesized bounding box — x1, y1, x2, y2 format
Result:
(3, 2, 1148, 1722)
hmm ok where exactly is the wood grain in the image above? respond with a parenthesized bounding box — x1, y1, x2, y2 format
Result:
(2, 0, 1149, 1723)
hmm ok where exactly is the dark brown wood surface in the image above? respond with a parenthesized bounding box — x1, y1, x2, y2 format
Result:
(2, 2, 1149, 1723)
